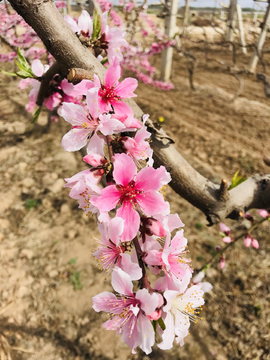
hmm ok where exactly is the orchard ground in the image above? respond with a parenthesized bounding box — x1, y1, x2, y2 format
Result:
(1, 36, 270, 359)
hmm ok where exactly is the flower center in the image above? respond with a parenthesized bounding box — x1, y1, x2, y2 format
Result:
(99, 85, 120, 104)
(116, 180, 142, 205)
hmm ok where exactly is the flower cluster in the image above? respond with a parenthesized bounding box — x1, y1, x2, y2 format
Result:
(1, 5, 204, 353)
(58, 40, 204, 355)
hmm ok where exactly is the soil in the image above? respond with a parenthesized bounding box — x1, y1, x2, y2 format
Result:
(1, 31, 270, 360)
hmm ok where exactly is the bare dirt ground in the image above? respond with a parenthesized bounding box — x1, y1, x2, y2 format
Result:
(1, 41, 270, 360)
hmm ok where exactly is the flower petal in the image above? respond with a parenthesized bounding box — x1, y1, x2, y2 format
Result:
(137, 191, 169, 216)
(31, 59, 44, 77)
(104, 57, 121, 88)
(108, 217, 125, 245)
(112, 267, 133, 296)
(61, 128, 89, 151)
(116, 202, 140, 242)
(114, 77, 138, 98)
(91, 185, 120, 211)
(113, 153, 137, 186)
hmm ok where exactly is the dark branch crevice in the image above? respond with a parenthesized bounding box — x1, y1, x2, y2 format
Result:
(7, 0, 270, 224)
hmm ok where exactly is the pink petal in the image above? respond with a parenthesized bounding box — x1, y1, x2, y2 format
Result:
(222, 236, 233, 243)
(136, 191, 169, 216)
(61, 79, 74, 94)
(116, 202, 140, 242)
(101, 11, 108, 33)
(114, 77, 138, 98)
(61, 128, 89, 151)
(83, 154, 104, 166)
(113, 153, 137, 186)
(137, 313, 155, 355)
(244, 235, 251, 247)
(136, 289, 159, 316)
(112, 267, 133, 296)
(108, 217, 125, 245)
(78, 10, 92, 33)
(98, 114, 126, 135)
(86, 87, 100, 119)
(73, 79, 95, 96)
(86, 133, 105, 156)
(92, 291, 117, 312)
(120, 253, 142, 281)
(135, 166, 171, 191)
(144, 250, 162, 266)
(220, 223, 231, 234)
(257, 209, 269, 218)
(91, 185, 120, 211)
(60, 102, 87, 125)
(251, 239, 259, 249)
(104, 57, 121, 88)
(31, 59, 44, 77)
(64, 15, 80, 33)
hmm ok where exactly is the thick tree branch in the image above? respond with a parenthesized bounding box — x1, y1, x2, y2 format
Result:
(8, 0, 270, 224)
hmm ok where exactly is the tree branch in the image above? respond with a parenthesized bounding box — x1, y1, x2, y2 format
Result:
(8, 0, 270, 224)
(36, 61, 62, 106)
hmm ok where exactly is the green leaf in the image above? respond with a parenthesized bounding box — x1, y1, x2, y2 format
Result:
(219, 231, 226, 238)
(157, 317, 166, 331)
(32, 107, 41, 123)
(100, 56, 108, 65)
(0, 70, 18, 77)
(16, 70, 34, 79)
(152, 320, 157, 332)
(25, 199, 41, 210)
(17, 48, 32, 73)
(68, 257, 78, 265)
(69, 271, 83, 291)
(92, 10, 101, 40)
(229, 171, 247, 190)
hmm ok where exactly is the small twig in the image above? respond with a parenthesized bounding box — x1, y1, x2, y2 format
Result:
(218, 179, 228, 201)
(67, 67, 94, 84)
(133, 237, 152, 290)
(196, 217, 267, 273)
(106, 135, 114, 162)
(11, 347, 35, 354)
(36, 61, 62, 107)
(0, 302, 14, 316)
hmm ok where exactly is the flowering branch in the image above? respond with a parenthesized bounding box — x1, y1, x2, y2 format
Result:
(196, 216, 268, 273)
(7, 0, 270, 225)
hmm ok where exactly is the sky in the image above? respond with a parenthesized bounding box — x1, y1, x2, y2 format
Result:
(178, 0, 267, 9)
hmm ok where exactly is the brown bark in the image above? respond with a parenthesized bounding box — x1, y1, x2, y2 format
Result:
(8, 0, 270, 224)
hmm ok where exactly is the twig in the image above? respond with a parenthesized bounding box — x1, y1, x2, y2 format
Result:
(11, 347, 35, 354)
(67, 67, 94, 84)
(218, 179, 228, 201)
(0, 302, 14, 316)
(36, 61, 62, 107)
(196, 217, 267, 272)
(133, 237, 151, 290)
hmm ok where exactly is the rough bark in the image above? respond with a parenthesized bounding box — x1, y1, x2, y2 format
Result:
(8, 0, 270, 224)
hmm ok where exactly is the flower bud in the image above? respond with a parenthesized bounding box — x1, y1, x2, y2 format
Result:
(141, 218, 166, 237)
(148, 309, 161, 321)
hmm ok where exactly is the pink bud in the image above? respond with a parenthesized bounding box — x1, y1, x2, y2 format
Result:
(219, 256, 225, 269)
(83, 154, 105, 166)
(147, 309, 161, 321)
(244, 212, 254, 221)
(223, 236, 233, 243)
(251, 239, 259, 249)
(257, 209, 269, 218)
(215, 246, 221, 252)
(220, 223, 231, 235)
(143, 218, 166, 237)
(244, 235, 251, 247)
